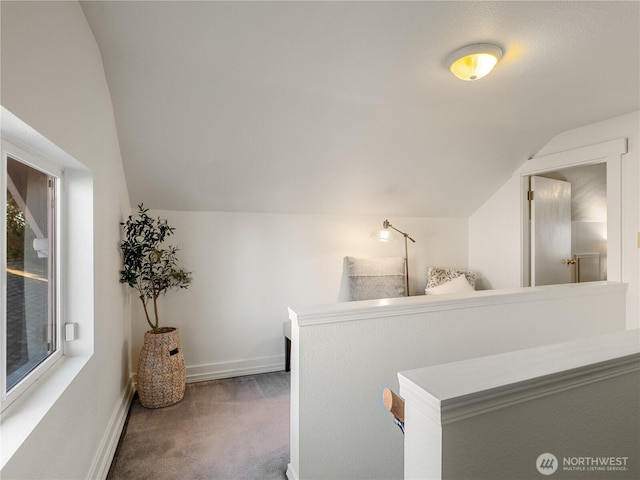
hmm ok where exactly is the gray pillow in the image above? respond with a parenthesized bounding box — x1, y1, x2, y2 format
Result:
(345, 256, 406, 301)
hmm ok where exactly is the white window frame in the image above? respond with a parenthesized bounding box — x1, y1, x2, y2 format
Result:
(1, 140, 64, 411)
(1, 107, 94, 470)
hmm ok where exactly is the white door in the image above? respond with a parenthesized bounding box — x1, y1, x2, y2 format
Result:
(530, 176, 572, 286)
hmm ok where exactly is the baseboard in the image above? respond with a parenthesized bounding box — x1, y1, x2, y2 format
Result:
(286, 462, 299, 480)
(130, 355, 286, 387)
(186, 354, 285, 383)
(86, 375, 135, 480)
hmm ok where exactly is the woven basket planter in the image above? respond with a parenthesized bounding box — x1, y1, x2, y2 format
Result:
(137, 327, 186, 408)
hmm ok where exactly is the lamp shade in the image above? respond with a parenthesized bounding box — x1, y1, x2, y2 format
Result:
(446, 43, 503, 81)
(370, 227, 396, 243)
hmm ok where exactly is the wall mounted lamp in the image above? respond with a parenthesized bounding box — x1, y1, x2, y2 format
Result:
(370, 219, 416, 295)
(446, 43, 503, 81)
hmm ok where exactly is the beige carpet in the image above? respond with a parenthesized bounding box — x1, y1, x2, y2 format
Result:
(108, 371, 290, 480)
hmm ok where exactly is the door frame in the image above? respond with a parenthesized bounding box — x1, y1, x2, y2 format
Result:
(517, 138, 626, 287)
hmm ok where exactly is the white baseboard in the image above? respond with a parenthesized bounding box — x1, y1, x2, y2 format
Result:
(87, 375, 135, 480)
(286, 462, 299, 480)
(186, 354, 285, 383)
(130, 355, 286, 387)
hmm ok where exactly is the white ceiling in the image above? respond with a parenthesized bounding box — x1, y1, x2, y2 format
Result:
(80, 1, 639, 217)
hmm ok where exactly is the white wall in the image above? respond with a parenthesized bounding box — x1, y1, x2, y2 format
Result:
(469, 111, 640, 328)
(1, 2, 131, 478)
(400, 329, 640, 480)
(131, 212, 468, 379)
(288, 282, 627, 480)
(467, 178, 522, 290)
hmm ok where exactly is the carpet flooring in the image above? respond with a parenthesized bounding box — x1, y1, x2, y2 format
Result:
(108, 371, 290, 480)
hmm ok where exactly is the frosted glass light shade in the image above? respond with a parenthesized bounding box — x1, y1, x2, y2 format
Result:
(446, 43, 503, 81)
(370, 228, 396, 242)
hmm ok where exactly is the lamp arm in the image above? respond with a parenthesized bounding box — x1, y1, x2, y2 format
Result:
(382, 219, 415, 296)
(386, 222, 416, 243)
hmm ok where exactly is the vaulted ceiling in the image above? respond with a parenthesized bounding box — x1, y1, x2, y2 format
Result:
(80, 1, 639, 217)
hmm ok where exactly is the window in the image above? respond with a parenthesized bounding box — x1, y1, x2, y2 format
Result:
(1, 108, 94, 465)
(2, 142, 62, 409)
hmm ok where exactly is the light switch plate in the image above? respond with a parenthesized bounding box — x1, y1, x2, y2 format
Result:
(65, 323, 78, 341)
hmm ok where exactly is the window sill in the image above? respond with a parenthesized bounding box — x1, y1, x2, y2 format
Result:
(0, 354, 91, 469)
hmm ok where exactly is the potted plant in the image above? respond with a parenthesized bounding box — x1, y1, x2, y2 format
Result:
(119, 204, 192, 408)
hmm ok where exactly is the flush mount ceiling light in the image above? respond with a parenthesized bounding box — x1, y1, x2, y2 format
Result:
(446, 43, 503, 81)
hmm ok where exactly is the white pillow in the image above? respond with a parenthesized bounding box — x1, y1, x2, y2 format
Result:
(425, 274, 474, 295)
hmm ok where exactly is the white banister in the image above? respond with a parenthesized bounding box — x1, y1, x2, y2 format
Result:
(287, 282, 628, 480)
(399, 329, 640, 480)
(290, 281, 627, 325)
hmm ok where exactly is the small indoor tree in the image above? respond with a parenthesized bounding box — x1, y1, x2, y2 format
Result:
(119, 204, 192, 332)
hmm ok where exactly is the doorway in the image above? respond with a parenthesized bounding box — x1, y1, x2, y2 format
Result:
(526, 163, 607, 286)
(518, 137, 625, 288)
